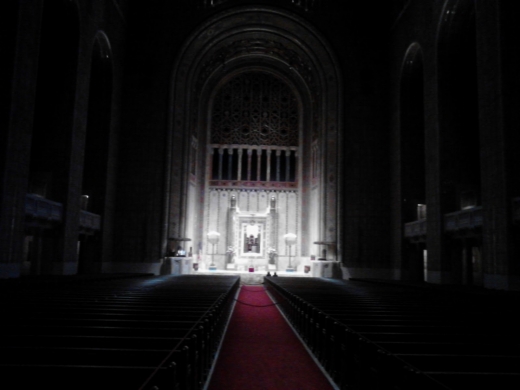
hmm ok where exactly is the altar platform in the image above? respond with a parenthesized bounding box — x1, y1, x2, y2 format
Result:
(193, 268, 312, 284)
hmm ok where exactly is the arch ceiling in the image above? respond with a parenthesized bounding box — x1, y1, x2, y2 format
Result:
(166, 6, 343, 261)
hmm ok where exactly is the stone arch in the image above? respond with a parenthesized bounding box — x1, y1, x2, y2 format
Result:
(78, 31, 114, 273)
(436, 0, 481, 285)
(399, 42, 426, 281)
(92, 31, 113, 61)
(400, 43, 425, 221)
(82, 30, 114, 214)
(166, 6, 343, 264)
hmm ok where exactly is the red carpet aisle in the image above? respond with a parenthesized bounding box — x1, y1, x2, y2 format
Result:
(207, 285, 334, 390)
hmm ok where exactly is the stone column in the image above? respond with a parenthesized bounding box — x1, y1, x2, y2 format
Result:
(0, 2, 43, 278)
(462, 238, 473, 286)
(266, 149, 272, 182)
(256, 148, 262, 181)
(209, 147, 215, 179)
(227, 148, 233, 180)
(294, 150, 298, 181)
(247, 148, 253, 181)
(276, 149, 282, 182)
(237, 148, 243, 181)
(477, 1, 517, 289)
(285, 149, 291, 182)
(218, 148, 224, 181)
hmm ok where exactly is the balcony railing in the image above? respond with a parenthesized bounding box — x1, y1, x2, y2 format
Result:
(26, 194, 101, 232)
(80, 210, 102, 232)
(404, 219, 427, 239)
(444, 206, 483, 232)
(209, 179, 297, 190)
(25, 194, 63, 223)
(210, 145, 298, 185)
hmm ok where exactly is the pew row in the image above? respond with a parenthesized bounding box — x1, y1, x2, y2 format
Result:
(264, 277, 520, 390)
(0, 274, 240, 390)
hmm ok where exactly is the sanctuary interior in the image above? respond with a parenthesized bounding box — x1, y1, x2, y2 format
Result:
(2, 0, 520, 290)
(3, 2, 520, 388)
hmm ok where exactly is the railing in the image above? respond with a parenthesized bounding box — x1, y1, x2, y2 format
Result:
(264, 277, 520, 389)
(264, 278, 446, 389)
(79, 210, 102, 231)
(141, 277, 240, 390)
(444, 206, 483, 232)
(209, 179, 297, 190)
(210, 144, 298, 186)
(404, 219, 427, 239)
(1, 274, 240, 390)
(26, 194, 101, 232)
(25, 194, 63, 222)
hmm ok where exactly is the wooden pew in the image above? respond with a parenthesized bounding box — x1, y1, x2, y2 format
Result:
(0, 274, 240, 390)
(264, 276, 520, 389)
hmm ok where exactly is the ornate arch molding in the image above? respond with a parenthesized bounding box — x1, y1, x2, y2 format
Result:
(92, 31, 113, 60)
(399, 42, 425, 231)
(90, 31, 114, 88)
(401, 42, 423, 78)
(166, 6, 343, 260)
(399, 42, 425, 125)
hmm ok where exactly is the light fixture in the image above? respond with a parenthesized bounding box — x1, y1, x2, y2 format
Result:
(207, 231, 220, 269)
(284, 233, 297, 272)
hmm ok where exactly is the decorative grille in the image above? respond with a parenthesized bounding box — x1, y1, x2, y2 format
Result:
(211, 72, 299, 147)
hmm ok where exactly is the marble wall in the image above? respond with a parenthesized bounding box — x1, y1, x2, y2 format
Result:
(202, 188, 300, 269)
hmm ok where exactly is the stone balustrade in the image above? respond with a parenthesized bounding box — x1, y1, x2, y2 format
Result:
(25, 193, 101, 232)
(80, 210, 102, 232)
(404, 219, 427, 239)
(210, 144, 298, 188)
(25, 193, 63, 223)
(444, 206, 483, 232)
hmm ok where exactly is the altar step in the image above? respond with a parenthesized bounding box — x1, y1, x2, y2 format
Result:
(193, 269, 312, 285)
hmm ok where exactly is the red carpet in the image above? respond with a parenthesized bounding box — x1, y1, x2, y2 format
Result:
(207, 285, 334, 390)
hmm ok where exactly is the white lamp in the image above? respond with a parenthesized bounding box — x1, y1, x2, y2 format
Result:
(284, 233, 297, 272)
(207, 231, 220, 268)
